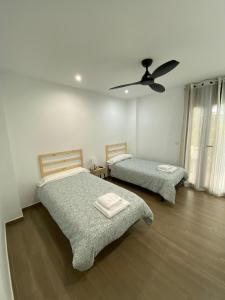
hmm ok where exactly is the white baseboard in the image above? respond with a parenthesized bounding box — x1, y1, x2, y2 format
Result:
(6, 214, 24, 224)
(4, 223, 15, 300)
(3, 203, 40, 299)
(22, 201, 40, 210)
(4, 213, 23, 299)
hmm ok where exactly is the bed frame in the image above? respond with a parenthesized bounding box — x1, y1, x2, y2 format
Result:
(38, 149, 83, 178)
(105, 143, 127, 161)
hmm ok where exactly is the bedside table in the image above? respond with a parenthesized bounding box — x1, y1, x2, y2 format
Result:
(90, 167, 107, 179)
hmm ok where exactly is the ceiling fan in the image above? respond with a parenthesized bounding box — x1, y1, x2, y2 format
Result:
(110, 58, 179, 93)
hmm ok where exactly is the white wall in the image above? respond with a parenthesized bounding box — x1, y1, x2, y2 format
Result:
(0, 72, 129, 208)
(0, 99, 21, 300)
(0, 100, 22, 221)
(127, 98, 137, 155)
(136, 87, 184, 164)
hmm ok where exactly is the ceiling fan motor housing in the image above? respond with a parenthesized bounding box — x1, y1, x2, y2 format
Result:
(141, 70, 154, 85)
(141, 58, 154, 84)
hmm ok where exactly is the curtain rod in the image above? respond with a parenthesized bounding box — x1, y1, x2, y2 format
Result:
(185, 77, 225, 88)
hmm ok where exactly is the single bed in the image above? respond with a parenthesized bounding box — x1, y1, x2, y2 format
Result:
(36, 149, 153, 271)
(105, 143, 188, 204)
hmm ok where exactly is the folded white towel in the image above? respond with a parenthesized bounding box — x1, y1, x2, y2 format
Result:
(94, 198, 129, 218)
(157, 164, 178, 173)
(98, 193, 121, 210)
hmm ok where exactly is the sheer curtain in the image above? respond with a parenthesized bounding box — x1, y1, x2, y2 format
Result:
(180, 78, 225, 196)
(209, 79, 225, 195)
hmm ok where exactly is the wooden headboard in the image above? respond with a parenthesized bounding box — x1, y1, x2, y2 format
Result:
(105, 143, 127, 161)
(38, 149, 83, 178)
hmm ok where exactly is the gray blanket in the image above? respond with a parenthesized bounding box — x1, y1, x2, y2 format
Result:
(37, 172, 153, 271)
(110, 158, 188, 204)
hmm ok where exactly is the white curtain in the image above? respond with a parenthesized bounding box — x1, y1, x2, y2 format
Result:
(209, 79, 225, 195)
(180, 78, 225, 196)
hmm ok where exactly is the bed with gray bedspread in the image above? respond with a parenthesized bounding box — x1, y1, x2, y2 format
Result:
(110, 158, 188, 204)
(37, 172, 153, 271)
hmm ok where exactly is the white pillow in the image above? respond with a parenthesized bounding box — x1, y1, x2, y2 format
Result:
(107, 154, 133, 166)
(37, 167, 90, 187)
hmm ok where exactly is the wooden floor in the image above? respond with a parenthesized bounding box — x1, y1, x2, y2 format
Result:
(6, 179, 225, 300)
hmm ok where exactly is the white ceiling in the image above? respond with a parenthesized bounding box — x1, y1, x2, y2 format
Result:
(1, 0, 225, 99)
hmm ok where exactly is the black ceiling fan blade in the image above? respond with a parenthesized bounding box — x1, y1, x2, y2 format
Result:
(149, 83, 165, 93)
(109, 81, 141, 90)
(152, 60, 179, 79)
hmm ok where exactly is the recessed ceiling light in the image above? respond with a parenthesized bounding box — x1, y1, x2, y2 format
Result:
(74, 74, 82, 82)
(125, 89, 129, 94)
